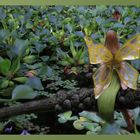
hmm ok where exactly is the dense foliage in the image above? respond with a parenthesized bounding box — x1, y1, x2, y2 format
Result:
(0, 5, 140, 135)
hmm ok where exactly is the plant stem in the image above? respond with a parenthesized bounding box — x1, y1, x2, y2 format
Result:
(121, 108, 134, 131)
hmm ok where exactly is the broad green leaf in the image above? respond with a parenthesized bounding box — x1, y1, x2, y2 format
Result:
(25, 77, 44, 90)
(114, 119, 127, 128)
(113, 23, 124, 28)
(82, 122, 97, 131)
(11, 39, 29, 57)
(124, 17, 131, 24)
(58, 111, 72, 119)
(79, 111, 103, 123)
(73, 120, 85, 130)
(23, 55, 37, 64)
(38, 66, 52, 77)
(96, 17, 102, 25)
(69, 116, 78, 121)
(114, 112, 127, 128)
(25, 22, 33, 29)
(0, 29, 10, 42)
(12, 85, 37, 100)
(10, 57, 20, 74)
(13, 77, 28, 83)
(97, 73, 120, 122)
(0, 58, 11, 75)
(100, 123, 120, 134)
(0, 79, 9, 89)
(73, 117, 91, 130)
(74, 31, 84, 37)
(65, 23, 73, 33)
(58, 117, 67, 124)
(57, 111, 78, 123)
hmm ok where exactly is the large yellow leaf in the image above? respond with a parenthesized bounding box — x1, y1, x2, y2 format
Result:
(115, 34, 140, 61)
(93, 63, 113, 99)
(84, 36, 113, 64)
(116, 62, 139, 89)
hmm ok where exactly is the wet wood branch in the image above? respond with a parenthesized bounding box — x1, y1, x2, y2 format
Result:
(0, 88, 139, 120)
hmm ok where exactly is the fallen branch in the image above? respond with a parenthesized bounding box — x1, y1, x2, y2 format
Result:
(0, 88, 139, 120)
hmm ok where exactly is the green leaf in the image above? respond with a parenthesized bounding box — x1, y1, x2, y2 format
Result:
(69, 116, 78, 121)
(0, 79, 9, 89)
(84, 26, 93, 36)
(12, 85, 37, 100)
(97, 73, 120, 122)
(57, 111, 77, 124)
(58, 111, 72, 119)
(65, 23, 73, 33)
(0, 58, 11, 75)
(65, 55, 75, 65)
(23, 55, 37, 64)
(76, 46, 85, 63)
(10, 57, 20, 74)
(96, 17, 102, 25)
(100, 123, 120, 134)
(25, 22, 33, 29)
(114, 112, 127, 128)
(11, 39, 29, 57)
(38, 66, 52, 77)
(124, 17, 131, 24)
(13, 77, 28, 83)
(58, 117, 67, 124)
(60, 60, 70, 66)
(113, 23, 124, 28)
(25, 77, 44, 90)
(58, 111, 72, 123)
(83, 122, 101, 132)
(79, 111, 103, 123)
(0, 29, 10, 41)
(70, 41, 77, 58)
(73, 120, 85, 130)
(73, 117, 90, 130)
